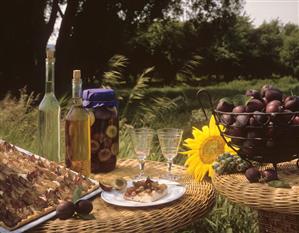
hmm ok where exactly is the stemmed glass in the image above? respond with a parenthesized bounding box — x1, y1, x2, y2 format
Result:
(157, 128, 183, 181)
(130, 128, 154, 179)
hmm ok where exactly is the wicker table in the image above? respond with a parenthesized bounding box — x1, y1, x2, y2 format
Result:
(212, 161, 299, 233)
(33, 159, 216, 233)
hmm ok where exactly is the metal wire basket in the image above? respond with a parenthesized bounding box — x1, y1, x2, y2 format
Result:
(197, 89, 299, 168)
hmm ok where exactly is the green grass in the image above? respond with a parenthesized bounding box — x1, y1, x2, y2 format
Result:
(2, 77, 299, 232)
(119, 76, 299, 106)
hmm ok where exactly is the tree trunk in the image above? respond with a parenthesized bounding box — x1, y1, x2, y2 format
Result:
(33, 0, 59, 93)
(55, 0, 80, 95)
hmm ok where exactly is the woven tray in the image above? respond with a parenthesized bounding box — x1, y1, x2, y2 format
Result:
(32, 159, 215, 233)
(212, 160, 299, 214)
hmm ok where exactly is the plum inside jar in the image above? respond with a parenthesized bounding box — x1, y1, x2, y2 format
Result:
(83, 89, 119, 173)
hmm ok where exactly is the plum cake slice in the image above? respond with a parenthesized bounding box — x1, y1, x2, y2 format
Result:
(124, 177, 168, 203)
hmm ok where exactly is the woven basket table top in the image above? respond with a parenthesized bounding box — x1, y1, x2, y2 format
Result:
(212, 160, 299, 214)
(32, 159, 216, 233)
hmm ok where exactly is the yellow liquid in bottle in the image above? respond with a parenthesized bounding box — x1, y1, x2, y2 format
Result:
(65, 107, 91, 177)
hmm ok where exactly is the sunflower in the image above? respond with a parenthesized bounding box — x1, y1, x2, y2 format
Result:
(183, 115, 235, 181)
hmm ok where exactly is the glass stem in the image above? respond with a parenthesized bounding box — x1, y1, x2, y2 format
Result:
(139, 159, 145, 176)
(167, 159, 172, 175)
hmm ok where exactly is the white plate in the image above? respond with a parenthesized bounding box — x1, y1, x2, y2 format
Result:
(101, 179, 186, 207)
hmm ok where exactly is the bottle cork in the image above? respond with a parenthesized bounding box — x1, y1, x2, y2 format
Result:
(46, 49, 55, 59)
(73, 70, 81, 81)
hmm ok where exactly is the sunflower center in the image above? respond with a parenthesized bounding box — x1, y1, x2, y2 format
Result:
(200, 136, 225, 164)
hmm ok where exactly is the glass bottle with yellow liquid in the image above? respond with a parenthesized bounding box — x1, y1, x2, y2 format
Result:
(65, 70, 91, 176)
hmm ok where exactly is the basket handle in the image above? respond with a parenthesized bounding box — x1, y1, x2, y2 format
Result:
(197, 89, 214, 121)
(197, 89, 241, 156)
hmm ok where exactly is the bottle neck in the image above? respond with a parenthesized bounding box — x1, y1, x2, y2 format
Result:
(72, 79, 83, 106)
(45, 58, 55, 94)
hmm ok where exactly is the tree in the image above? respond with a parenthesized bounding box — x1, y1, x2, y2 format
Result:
(34, 0, 60, 92)
(206, 16, 254, 80)
(0, 0, 59, 95)
(251, 20, 284, 77)
(53, 0, 244, 89)
(55, 0, 80, 94)
(280, 24, 299, 76)
(54, 0, 184, 92)
(129, 20, 190, 84)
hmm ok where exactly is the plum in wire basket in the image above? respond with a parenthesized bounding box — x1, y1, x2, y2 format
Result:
(245, 167, 261, 183)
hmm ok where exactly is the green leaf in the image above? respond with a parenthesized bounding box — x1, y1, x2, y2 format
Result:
(76, 213, 96, 220)
(244, 96, 253, 106)
(232, 95, 244, 106)
(232, 95, 251, 106)
(219, 97, 233, 105)
(267, 180, 291, 189)
(72, 186, 83, 203)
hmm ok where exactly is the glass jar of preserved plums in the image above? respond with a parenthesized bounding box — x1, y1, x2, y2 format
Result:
(83, 89, 118, 173)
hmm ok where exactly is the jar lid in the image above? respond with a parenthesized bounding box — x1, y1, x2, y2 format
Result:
(83, 88, 117, 108)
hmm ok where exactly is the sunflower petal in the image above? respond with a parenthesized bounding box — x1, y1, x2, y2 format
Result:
(209, 115, 217, 133)
(183, 115, 235, 182)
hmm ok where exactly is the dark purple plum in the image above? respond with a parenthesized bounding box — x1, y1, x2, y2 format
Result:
(284, 96, 299, 112)
(261, 169, 278, 182)
(75, 200, 93, 215)
(246, 89, 261, 99)
(253, 111, 268, 125)
(246, 99, 264, 112)
(291, 116, 299, 136)
(221, 114, 234, 125)
(261, 84, 273, 97)
(249, 116, 258, 126)
(265, 89, 283, 102)
(216, 99, 234, 112)
(235, 115, 250, 127)
(226, 124, 245, 145)
(245, 167, 261, 183)
(292, 116, 299, 125)
(56, 201, 75, 220)
(233, 105, 246, 113)
(275, 109, 293, 125)
(225, 124, 245, 137)
(266, 100, 283, 113)
(262, 97, 268, 105)
(284, 95, 292, 103)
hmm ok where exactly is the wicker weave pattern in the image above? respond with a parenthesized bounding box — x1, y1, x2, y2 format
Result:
(32, 159, 215, 233)
(212, 161, 299, 214)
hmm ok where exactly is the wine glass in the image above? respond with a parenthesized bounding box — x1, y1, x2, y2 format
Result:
(130, 128, 154, 179)
(157, 128, 183, 180)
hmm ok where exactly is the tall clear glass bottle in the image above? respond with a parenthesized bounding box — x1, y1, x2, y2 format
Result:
(38, 49, 61, 162)
(65, 70, 91, 177)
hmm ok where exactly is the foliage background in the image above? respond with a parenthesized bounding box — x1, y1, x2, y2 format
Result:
(0, 0, 299, 96)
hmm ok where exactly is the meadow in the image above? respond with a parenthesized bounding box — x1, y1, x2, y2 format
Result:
(1, 76, 299, 232)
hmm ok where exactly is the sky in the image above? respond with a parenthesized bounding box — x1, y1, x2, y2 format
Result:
(48, 4, 66, 46)
(244, 0, 299, 26)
